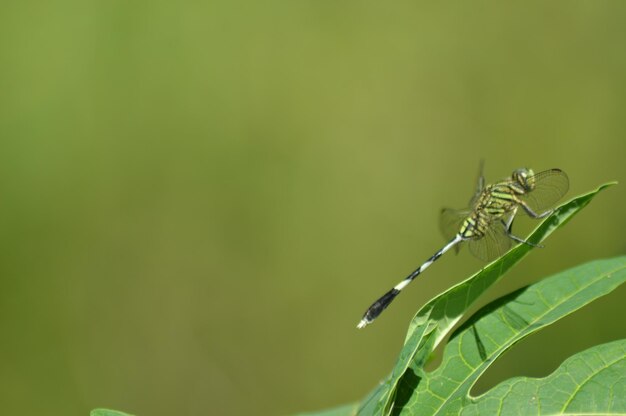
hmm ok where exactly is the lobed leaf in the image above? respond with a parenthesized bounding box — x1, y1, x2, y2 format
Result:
(398, 256, 626, 415)
(363, 182, 615, 415)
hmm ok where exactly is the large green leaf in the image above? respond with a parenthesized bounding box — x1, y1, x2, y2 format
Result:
(359, 182, 615, 415)
(396, 256, 626, 415)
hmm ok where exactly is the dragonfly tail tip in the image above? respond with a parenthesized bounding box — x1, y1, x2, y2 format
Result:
(356, 319, 370, 329)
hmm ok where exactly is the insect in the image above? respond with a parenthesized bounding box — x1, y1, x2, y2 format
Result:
(357, 165, 569, 329)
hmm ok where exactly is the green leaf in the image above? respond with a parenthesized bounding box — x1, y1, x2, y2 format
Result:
(360, 182, 615, 415)
(396, 255, 626, 415)
(463, 339, 626, 415)
(90, 409, 135, 416)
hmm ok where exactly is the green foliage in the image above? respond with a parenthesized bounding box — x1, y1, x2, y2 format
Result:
(397, 256, 626, 415)
(300, 182, 625, 416)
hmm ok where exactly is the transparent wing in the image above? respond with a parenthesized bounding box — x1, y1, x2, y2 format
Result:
(468, 221, 512, 262)
(441, 161, 485, 242)
(468, 160, 485, 207)
(519, 169, 569, 214)
(439, 208, 469, 241)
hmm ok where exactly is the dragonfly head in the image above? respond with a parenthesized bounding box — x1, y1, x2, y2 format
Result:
(512, 168, 536, 191)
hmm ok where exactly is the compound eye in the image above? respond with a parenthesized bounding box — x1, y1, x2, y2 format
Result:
(518, 168, 530, 180)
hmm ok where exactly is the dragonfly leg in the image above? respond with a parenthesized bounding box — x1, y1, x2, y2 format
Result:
(501, 217, 544, 248)
(517, 200, 553, 218)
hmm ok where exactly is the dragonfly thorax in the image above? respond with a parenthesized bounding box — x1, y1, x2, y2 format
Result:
(460, 182, 521, 240)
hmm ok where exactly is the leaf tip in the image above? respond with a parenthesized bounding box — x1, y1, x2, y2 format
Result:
(598, 181, 618, 191)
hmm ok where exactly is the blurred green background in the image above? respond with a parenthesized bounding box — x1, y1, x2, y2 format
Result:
(1, 2, 626, 415)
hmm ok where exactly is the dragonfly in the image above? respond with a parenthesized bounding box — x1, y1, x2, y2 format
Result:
(357, 165, 569, 329)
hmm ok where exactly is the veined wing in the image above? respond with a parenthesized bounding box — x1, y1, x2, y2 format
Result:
(468, 160, 485, 207)
(442, 161, 484, 240)
(439, 208, 469, 241)
(468, 221, 512, 262)
(519, 169, 569, 214)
